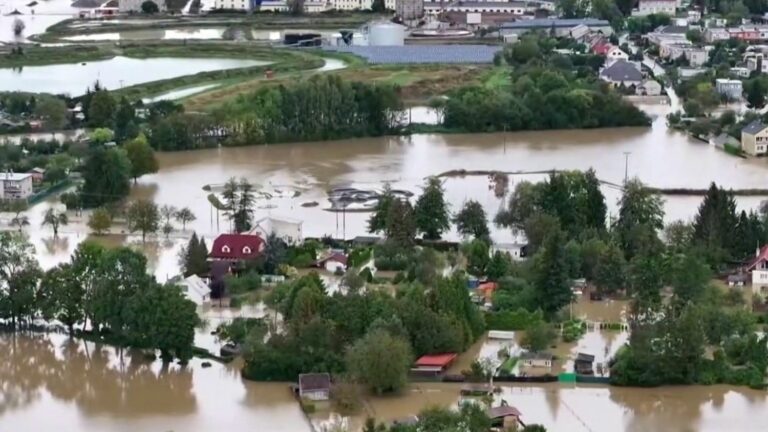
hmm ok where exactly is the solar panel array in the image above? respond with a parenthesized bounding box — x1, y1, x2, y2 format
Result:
(322, 45, 502, 64)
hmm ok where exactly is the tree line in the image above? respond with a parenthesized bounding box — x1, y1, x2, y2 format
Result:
(0, 234, 200, 362)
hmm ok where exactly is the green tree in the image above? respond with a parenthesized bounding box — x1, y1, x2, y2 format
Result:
(88, 207, 112, 235)
(39, 263, 83, 335)
(521, 320, 555, 352)
(114, 97, 138, 142)
(385, 199, 416, 248)
(0, 233, 42, 329)
(414, 177, 451, 240)
(454, 200, 490, 241)
(368, 184, 394, 235)
(371, 0, 385, 11)
(745, 77, 766, 109)
(124, 133, 159, 183)
(628, 255, 663, 317)
(174, 207, 196, 230)
(141, 0, 159, 13)
(346, 328, 412, 394)
(692, 183, 738, 261)
(41, 208, 69, 237)
(81, 147, 131, 208)
(87, 90, 116, 128)
(594, 242, 627, 295)
(89, 127, 114, 145)
(486, 251, 511, 280)
(126, 199, 160, 242)
(34, 97, 68, 130)
(463, 239, 490, 276)
(180, 232, 209, 276)
(583, 168, 607, 231)
(532, 229, 572, 317)
(669, 254, 711, 306)
(614, 179, 664, 259)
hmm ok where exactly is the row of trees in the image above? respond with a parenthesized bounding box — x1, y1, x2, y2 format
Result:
(0, 235, 199, 362)
(214, 75, 402, 145)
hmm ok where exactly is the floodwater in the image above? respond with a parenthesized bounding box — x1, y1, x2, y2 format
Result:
(0, 0, 80, 43)
(142, 83, 221, 103)
(0, 56, 270, 95)
(59, 28, 335, 42)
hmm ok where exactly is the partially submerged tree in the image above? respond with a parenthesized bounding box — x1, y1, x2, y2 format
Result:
(41, 208, 69, 237)
(126, 199, 160, 242)
(414, 177, 450, 240)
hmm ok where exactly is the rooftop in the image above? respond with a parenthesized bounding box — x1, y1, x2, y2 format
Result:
(298, 372, 331, 392)
(600, 60, 643, 82)
(209, 234, 265, 261)
(0, 172, 32, 181)
(322, 45, 501, 65)
(488, 405, 523, 419)
(742, 120, 768, 135)
(520, 351, 554, 360)
(415, 353, 458, 368)
(576, 352, 596, 363)
(500, 18, 610, 29)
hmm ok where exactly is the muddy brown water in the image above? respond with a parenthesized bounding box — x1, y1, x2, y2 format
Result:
(5, 105, 768, 430)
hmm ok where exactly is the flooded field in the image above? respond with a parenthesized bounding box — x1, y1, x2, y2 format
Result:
(60, 28, 335, 42)
(0, 0, 80, 42)
(0, 56, 270, 95)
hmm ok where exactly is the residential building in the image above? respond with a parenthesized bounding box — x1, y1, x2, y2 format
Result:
(0, 172, 34, 200)
(520, 352, 553, 369)
(731, 66, 751, 78)
(434, 1, 532, 15)
(747, 245, 768, 297)
(599, 60, 643, 87)
(635, 79, 663, 96)
(491, 242, 528, 261)
(250, 216, 303, 245)
(315, 252, 348, 273)
(685, 47, 708, 67)
(209, 234, 265, 261)
(606, 46, 629, 64)
(741, 120, 768, 156)
(704, 27, 729, 43)
(298, 373, 331, 401)
(119, 0, 166, 12)
(715, 78, 743, 101)
(574, 352, 595, 375)
(330, 0, 372, 10)
(215, 0, 252, 10)
(499, 18, 612, 38)
(412, 353, 458, 374)
(746, 55, 768, 73)
(177, 274, 211, 306)
(396, 0, 424, 20)
(27, 167, 45, 184)
(487, 406, 523, 430)
(633, 0, 676, 16)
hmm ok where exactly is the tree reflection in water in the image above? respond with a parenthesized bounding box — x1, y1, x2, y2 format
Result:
(0, 332, 196, 418)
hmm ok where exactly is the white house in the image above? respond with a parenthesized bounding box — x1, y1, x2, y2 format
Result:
(520, 352, 553, 369)
(633, 0, 676, 16)
(715, 78, 743, 101)
(250, 216, 303, 245)
(747, 245, 768, 297)
(316, 252, 348, 273)
(606, 46, 629, 64)
(0, 172, 34, 200)
(491, 242, 528, 261)
(215, 0, 251, 10)
(635, 80, 663, 96)
(178, 275, 211, 306)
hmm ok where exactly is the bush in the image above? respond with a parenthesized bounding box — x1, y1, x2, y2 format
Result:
(562, 320, 587, 343)
(290, 252, 314, 268)
(392, 272, 405, 284)
(225, 271, 261, 295)
(348, 247, 372, 268)
(485, 308, 544, 330)
(229, 297, 242, 308)
(359, 267, 374, 283)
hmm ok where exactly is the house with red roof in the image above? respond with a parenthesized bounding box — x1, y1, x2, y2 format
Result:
(315, 252, 348, 273)
(209, 234, 265, 262)
(746, 245, 768, 297)
(412, 353, 458, 375)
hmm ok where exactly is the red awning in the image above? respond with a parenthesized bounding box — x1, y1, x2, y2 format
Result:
(415, 353, 458, 368)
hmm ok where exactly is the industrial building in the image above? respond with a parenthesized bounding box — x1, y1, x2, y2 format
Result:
(499, 18, 613, 37)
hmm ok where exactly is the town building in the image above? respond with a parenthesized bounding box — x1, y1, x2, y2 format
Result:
(315, 252, 348, 273)
(0, 172, 34, 200)
(599, 60, 643, 87)
(412, 353, 458, 374)
(499, 18, 612, 38)
(433, 1, 532, 15)
(704, 27, 729, 43)
(298, 373, 331, 401)
(209, 234, 265, 261)
(119, 0, 166, 12)
(741, 120, 768, 156)
(731, 66, 751, 78)
(746, 245, 768, 297)
(177, 274, 212, 306)
(606, 46, 629, 64)
(635, 79, 663, 96)
(214, 0, 251, 10)
(746, 54, 768, 73)
(633, 0, 676, 16)
(715, 78, 743, 101)
(396, 0, 424, 21)
(27, 167, 45, 184)
(250, 216, 303, 245)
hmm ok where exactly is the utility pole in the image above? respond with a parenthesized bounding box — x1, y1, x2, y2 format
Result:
(623, 152, 631, 184)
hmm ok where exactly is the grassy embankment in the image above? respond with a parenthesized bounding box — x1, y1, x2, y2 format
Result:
(33, 12, 385, 42)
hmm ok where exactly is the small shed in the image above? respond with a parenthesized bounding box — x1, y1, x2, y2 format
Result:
(520, 352, 553, 369)
(178, 274, 211, 306)
(316, 252, 348, 273)
(412, 353, 458, 374)
(487, 405, 523, 429)
(298, 373, 331, 401)
(575, 352, 595, 375)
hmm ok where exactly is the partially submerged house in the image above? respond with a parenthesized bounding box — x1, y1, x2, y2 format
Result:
(177, 274, 212, 306)
(412, 353, 458, 375)
(315, 252, 348, 273)
(746, 245, 768, 297)
(575, 352, 595, 375)
(298, 373, 331, 401)
(487, 405, 524, 429)
(250, 216, 303, 245)
(209, 233, 265, 262)
(520, 352, 553, 369)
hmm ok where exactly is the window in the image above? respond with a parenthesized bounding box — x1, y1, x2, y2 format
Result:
(243, 246, 252, 254)
(221, 245, 230, 253)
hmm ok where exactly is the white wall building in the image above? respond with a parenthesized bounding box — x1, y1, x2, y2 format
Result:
(0, 173, 34, 200)
(715, 78, 743, 100)
(633, 0, 676, 16)
(178, 275, 211, 306)
(215, 0, 252, 10)
(250, 216, 303, 245)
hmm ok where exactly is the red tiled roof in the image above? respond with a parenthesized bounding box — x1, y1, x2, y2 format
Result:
(747, 245, 768, 271)
(317, 252, 347, 267)
(415, 353, 457, 368)
(592, 42, 613, 55)
(209, 234, 264, 260)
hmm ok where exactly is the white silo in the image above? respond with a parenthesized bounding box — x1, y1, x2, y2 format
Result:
(368, 22, 406, 46)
